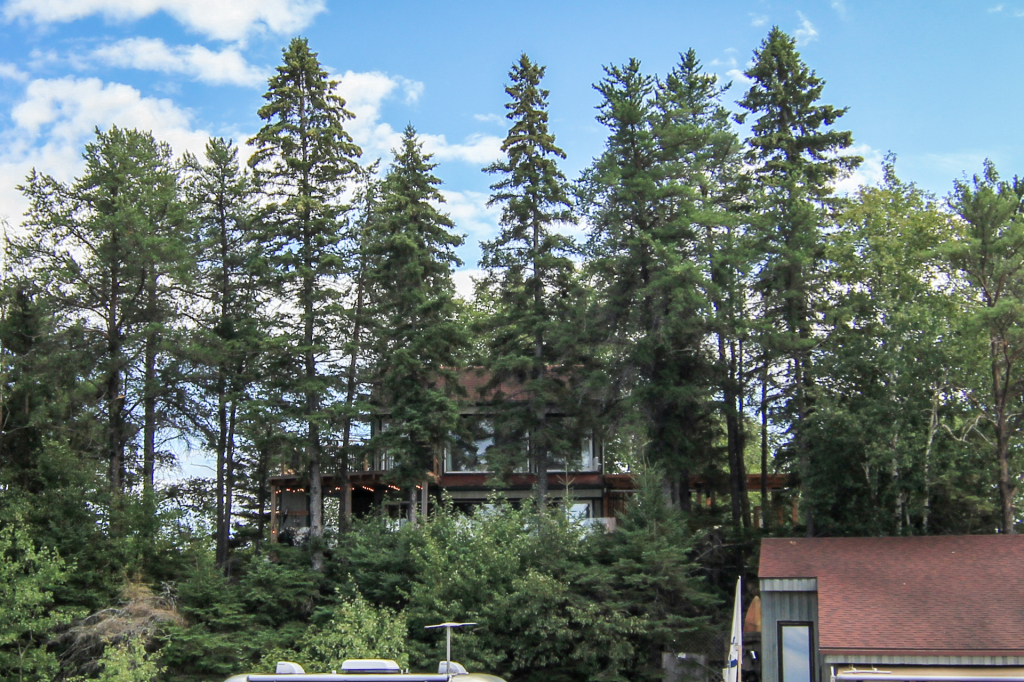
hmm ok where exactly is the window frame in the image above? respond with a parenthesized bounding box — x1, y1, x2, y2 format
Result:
(777, 621, 815, 682)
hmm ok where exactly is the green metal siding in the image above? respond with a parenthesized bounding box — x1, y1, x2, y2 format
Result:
(761, 585, 820, 682)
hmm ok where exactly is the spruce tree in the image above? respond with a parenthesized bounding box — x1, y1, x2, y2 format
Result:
(184, 137, 263, 567)
(479, 54, 581, 507)
(364, 126, 466, 513)
(248, 37, 362, 569)
(737, 28, 860, 534)
(653, 49, 750, 524)
(582, 58, 716, 509)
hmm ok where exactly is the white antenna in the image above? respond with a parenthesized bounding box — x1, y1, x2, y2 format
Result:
(425, 622, 476, 677)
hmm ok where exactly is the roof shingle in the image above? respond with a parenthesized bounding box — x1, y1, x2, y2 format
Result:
(760, 536, 1024, 655)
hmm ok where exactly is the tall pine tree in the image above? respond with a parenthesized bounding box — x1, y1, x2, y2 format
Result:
(582, 58, 716, 510)
(653, 49, 750, 524)
(15, 126, 188, 497)
(737, 28, 860, 534)
(184, 137, 263, 567)
(248, 37, 362, 569)
(365, 126, 466, 516)
(478, 54, 582, 506)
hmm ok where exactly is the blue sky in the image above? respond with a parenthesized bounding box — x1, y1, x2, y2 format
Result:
(0, 0, 1021, 283)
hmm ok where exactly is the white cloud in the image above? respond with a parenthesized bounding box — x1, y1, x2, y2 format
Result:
(0, 62, 27, 82)
(440, 189, 500, 241)
(452, 268, 484, 301)
(421, 132, 503, 165)
(726, 68, 752, 86)
(989, 4, 1005, 12)
(750, 13, 768, 27)
(3, 0, 326, 43)
(88, 37, 268, 87)
(713, 53, 752, 86)
(0, 76, 211, 226)
(474, 113, 505, 124)
(831, 0, 847, 19)
(833, 144, 885, 195)
(402, 79, 424, 104)
(794, 12, 819, 45)
(334, 70, 503, 166)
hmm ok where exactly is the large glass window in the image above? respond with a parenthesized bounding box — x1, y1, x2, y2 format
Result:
(446, 419, 493, 472)
(779, 623, 813, 682)
(546, 433, 600, 472)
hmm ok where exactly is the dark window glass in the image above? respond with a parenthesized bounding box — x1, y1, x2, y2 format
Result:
(780, 623, 812, 682)
(446, 419, 493, 472)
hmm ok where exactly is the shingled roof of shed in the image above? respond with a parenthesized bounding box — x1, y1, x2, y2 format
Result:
(760, 536, 1024, 656)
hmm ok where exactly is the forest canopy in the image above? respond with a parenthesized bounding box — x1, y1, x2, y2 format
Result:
(0, 28, 1019, 682)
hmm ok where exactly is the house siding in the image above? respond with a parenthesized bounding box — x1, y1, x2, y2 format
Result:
(761, 582, 820, 682)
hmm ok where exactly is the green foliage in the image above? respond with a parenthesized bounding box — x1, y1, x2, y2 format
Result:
(92, 638, 164, 682)
(13, 125, 189, 495)
(364, 126, 466, 489)
(248, 36, 364, 567)
(330, 496, 715, 682)
(944, 160, 1024, 532)
(302, 594, 409, 670)
(182, 136, 265, 566)
(0, 517, 74, 682)
(477, 55, 586, 492)
(806, 157, 992, 534)
(582, 54, 719, 501)
(737, 28, 861, 530)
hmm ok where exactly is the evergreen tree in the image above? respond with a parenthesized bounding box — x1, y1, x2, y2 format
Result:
(248, 37, 363, 569)
(653, 49, 750, 524)
(15, 126, 188, 496)
(183, 137, 264, 567)
(365, 126, 466, 511)
(478, 54, 582, 506)
(944, 161, 1024, 534)
(737, 28, 861, 534)
(582, 58, 716, 509)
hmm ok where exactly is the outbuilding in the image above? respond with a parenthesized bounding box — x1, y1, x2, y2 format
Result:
(758, 536, 1024, 682)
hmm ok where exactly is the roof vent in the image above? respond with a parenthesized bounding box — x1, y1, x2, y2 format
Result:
(341, 660, 402, 674)
(276, 662, 305, 675)
(438, 661, 468, 676)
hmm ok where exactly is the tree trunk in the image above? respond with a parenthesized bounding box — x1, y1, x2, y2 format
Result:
(532, 218, 548, 510)
(304, 223, 324, 570)
(143, 268, 159, 493)
(215, 372, 228, 566)
(143, 327, 157, 491)
(107, 246, 124, 494)
(340, 267, 366, 534)
(760, 359, 770, 531)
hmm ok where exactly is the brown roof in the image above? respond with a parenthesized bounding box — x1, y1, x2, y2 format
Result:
(456, 367, 529, 402)
(457, 367, 580, 403)
(760, 536, 1024, 656)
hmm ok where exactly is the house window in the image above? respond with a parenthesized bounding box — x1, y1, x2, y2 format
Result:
(546, 433, 600, 472)
(778, 622, 814, 682)
(446, 419, 493, 472)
